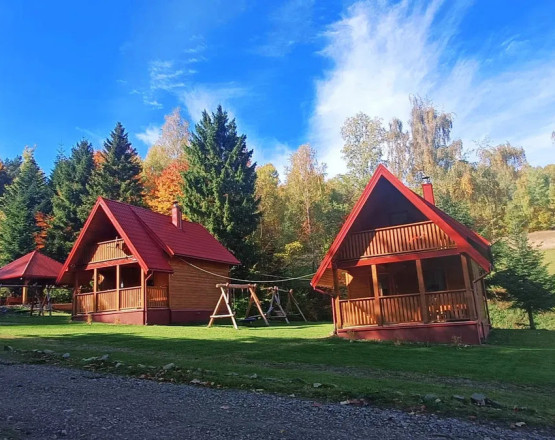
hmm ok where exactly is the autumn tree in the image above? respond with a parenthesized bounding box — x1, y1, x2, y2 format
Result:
(0, 148, 50, 264)
(253, 164, 284, 271)
(144, 108, 190, 214)
(406, 96, 462, 185)
(45, 140, 95, 261)
(182, 106, 259, 270)
(282, 144, 327, 270)
(85, 122, 144, 215)
(340, 113, 385, 194)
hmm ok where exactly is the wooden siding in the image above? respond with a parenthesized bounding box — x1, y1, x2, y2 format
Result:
(168, 258, 230, 310)
(337, 221, 456, 261)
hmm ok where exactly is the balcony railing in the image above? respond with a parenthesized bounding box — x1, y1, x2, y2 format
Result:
(78, 238, 133, 266)
(337, 221, 456, 261)
(74, 286, 168, 315)
(335, 289, 471, 329)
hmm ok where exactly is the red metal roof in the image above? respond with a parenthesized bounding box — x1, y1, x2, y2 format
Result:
(58, 198, 240, 283)
(311, 165, 492, 289)
(0, 251, 63, 281)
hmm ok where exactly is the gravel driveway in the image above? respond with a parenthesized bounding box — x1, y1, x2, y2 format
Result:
(0, 362, 552, 440)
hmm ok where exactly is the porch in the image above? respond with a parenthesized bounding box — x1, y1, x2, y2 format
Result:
(71, 261, 169, 320)
(331, 253, 489, 343)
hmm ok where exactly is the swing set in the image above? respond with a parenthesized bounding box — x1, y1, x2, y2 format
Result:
(208, 283, 307, 329)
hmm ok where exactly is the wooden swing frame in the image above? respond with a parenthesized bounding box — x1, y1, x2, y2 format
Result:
(262, 286, 307, 323)
(208, 283, 269, 329)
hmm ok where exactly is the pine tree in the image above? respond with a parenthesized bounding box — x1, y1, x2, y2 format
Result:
(489, 230, 555, 329)
(45, 140, 94, 261)
(85, 122, 144, 215)
(181, 106, 259, 269)
(0, 156, 22, 198)
(0, 148, 49, 265)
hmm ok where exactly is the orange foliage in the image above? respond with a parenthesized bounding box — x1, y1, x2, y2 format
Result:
(34, 212, 52, 249)
(145, 160, 188, 215)
(93, 150, 104, 167)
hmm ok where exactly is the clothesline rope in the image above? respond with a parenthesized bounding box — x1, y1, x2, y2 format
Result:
(180, 259, 315, 284)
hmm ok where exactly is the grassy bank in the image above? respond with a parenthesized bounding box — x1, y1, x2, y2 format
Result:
(1, 312, 554, 427)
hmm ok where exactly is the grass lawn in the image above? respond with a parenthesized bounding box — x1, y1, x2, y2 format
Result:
(1, 312, 554, 427)
(544, 248, 555, 275)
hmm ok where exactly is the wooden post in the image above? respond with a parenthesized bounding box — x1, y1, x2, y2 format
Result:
(93, 268, 98, 313)
(72, 272, 78, 316)
(461, 254, 477, 320)
(141, 268, 146, 324)
(371, 264, 382, 325)
(415, 259, 428, 323)
(332, 265, 340, 297)
(332, 265, 342, 329)
(22, 281, 28, 305)
(116, 264, 120, 311)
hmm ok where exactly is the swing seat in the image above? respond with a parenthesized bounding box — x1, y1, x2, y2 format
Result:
(239, 316, 257, 323)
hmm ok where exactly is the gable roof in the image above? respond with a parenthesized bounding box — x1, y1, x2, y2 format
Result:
(57, 197, 240, 283)
(0, 251, 63, 281)
(311, 165, 492, 289)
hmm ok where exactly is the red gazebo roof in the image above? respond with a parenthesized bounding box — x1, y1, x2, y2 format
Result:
(0, 251, 64, 281)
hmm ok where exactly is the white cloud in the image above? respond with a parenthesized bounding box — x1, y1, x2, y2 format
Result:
(309, 0, 555, 175)
(149, 60, 186, 91)
(179, 85, 246, 122)
(135, 125, 162, 146)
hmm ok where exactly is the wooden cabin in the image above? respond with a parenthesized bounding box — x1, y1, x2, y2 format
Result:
(57, 197, 240, 325)
(311, 165, 492, 344)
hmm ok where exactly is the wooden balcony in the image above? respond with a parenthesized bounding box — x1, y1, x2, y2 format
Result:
(337, 221, 456, 262)
(336, 289, 471, 329)
(75, 286, 168, 315)
(78, 238, 133, 266)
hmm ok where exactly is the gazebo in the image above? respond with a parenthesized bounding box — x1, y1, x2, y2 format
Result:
(0, 251, 64, 305)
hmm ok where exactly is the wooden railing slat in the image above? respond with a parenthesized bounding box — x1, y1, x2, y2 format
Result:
(338, 289, 470, 328)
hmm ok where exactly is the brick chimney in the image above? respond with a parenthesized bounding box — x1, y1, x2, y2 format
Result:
(422, 181, 435, 205)
(171, 201, 183, 229)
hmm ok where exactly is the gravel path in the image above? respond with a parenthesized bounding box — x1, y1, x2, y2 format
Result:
(0, 362, 552, 440)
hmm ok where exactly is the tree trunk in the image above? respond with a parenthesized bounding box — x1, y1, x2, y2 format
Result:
(527, 308, 536, 330)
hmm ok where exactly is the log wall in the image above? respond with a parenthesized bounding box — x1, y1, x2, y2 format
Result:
(168, 258, 230, 310)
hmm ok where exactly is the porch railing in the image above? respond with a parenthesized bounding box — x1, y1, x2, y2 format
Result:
(74, 286, 168, 315)
(336, 289, 471, 329)
(147, 286, 169, 308)
(337, 221, 456, 261)
(78, 238, 133, 266)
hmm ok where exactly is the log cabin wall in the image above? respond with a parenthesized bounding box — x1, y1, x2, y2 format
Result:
(346, 268, 373, 299)
(168, 258, 230, 310)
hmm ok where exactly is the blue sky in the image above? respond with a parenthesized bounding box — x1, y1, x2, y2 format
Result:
(0, 0, 553, 176)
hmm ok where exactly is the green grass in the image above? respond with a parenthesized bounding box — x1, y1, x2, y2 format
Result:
(544, 248, 555, 275)
(489, 300, 555, 330)
(1, 313, 555, 427)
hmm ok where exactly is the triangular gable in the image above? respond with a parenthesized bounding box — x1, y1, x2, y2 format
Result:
(311, 165, 491, 289)
(57, 198, 172, 283)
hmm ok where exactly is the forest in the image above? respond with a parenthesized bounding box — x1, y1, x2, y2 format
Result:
(1, 96, 554, 324)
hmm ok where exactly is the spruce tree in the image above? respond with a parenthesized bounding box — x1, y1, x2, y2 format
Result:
(85, 122, 144, 215)
(45, 140, 94, 261)
(489, 230, 555, 329)
(181, 106, 259, 269)
(0, 148, 49, 265)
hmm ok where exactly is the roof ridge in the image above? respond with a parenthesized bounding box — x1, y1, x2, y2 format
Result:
(21, 250, 37, 275)
(101, 197, 197, 225)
